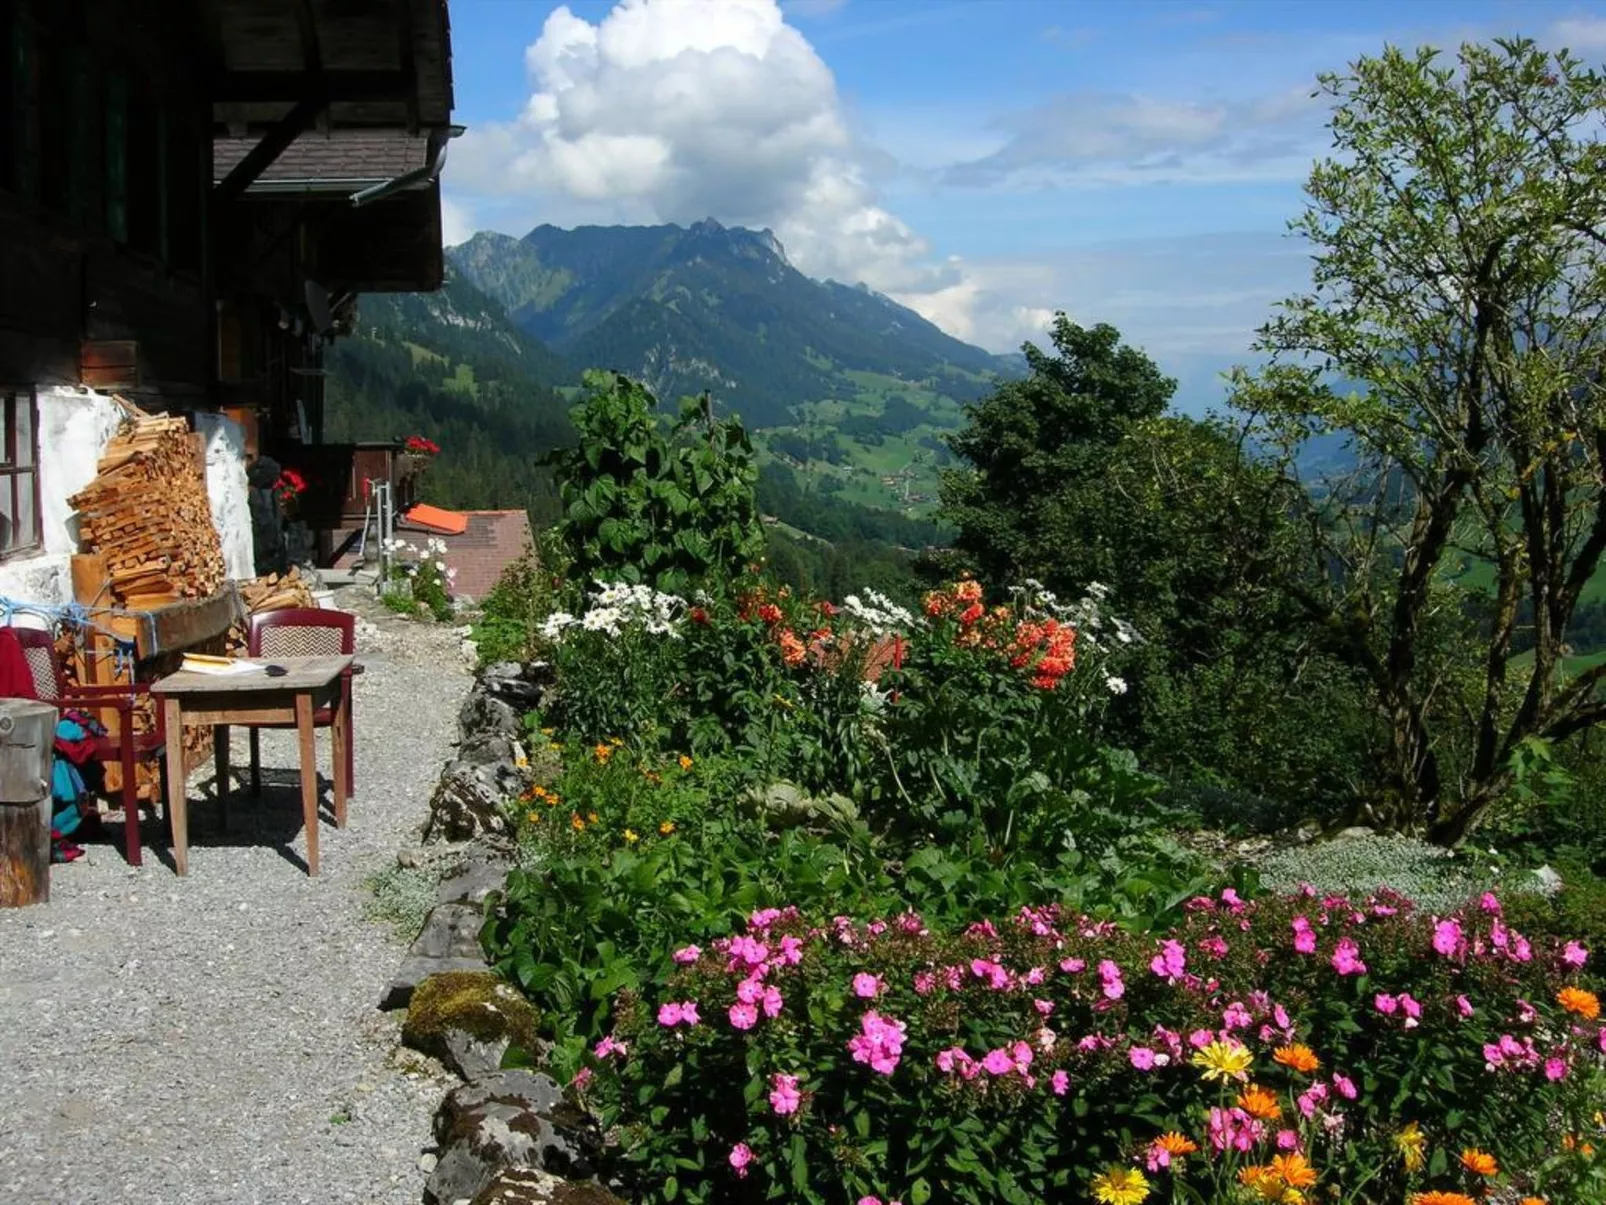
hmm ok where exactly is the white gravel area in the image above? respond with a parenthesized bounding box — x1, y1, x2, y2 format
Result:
(0, 589, 473, 1205)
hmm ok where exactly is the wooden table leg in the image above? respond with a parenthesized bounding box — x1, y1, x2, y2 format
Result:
(161, 698, 188, 876)
(214, 724, 230, 832)
(295, 692, 319, 875)
(330, 684, 349, 829)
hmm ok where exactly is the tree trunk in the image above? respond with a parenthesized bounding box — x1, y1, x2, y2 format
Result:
(0, 699, 58, 908)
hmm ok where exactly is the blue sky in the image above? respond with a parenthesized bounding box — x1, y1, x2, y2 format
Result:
(442, 0, 1606, 410)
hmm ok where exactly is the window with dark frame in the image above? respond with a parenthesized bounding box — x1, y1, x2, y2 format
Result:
(0, 387, 41, 559)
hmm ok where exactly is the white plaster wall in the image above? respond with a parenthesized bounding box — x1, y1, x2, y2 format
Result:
(194, 412, 255, 581)
(0, 386, 125, 610)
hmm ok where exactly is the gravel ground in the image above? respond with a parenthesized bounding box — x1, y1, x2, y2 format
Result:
(0, 585, 473, 1205)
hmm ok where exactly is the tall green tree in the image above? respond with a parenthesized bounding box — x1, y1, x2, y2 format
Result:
(940, 317, 1175, 593)
(548, 372, 766, 593)
(1237, 38, 1606, 843)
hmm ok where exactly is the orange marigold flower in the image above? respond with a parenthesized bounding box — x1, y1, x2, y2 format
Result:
(1459, 1148, 1498, 1177)
(1272, 1153, 1317, 1189)
(1520, 1198, 1548, 1205)
(1273, 1044, 1320, 1074)
(1238, 1084, 1282, 1121)
(570, 813, 585, 831)
(593, 743, 613, 764)
(1153, 1132, 1197, 1158)
(678, 754, 693, 771)
(954, 578, 982, 603)
(1558, 986, 1601, 1020)
(1408, 1194, 1476, 1205)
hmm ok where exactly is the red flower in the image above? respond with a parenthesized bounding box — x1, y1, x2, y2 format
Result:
(690, 606, 711, 626)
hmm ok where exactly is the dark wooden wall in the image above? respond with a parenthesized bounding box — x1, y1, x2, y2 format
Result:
(0, 0, 211, 392)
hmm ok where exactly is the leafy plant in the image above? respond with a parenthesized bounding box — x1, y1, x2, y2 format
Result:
(547, 372, 766, 594)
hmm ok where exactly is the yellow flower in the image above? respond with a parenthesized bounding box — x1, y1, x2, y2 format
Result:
(1191, 1039, 1253, 1082)
(678, 754, 694, 771)
(1395, 1122, 1426, 1173)
(548, 742, 562, 753)
(541, 726, 555, 736)
(623, 829, 639, 844)
(525, 811, 542, 823)
(1272, 1044, 1320, 1074)
(1238, 1165, 1282, 1200)
(587, 811, 600, 824)
(609, 736, 624, 747)
(1089, 1165, 1150, 1205)
(659, 820, 676, 835)
(1459, 1148, 1497, 1177)
(515, 756, 529, 769)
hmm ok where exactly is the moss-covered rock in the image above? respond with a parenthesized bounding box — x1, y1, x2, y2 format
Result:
(403, 971, 546, 1080)
(470, 1169, 624, 1205)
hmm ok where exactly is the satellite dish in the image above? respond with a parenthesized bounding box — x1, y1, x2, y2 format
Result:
(305, 279, 334, 334)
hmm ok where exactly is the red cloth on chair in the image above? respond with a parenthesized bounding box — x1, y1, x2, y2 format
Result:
(0, 628, 38, 699)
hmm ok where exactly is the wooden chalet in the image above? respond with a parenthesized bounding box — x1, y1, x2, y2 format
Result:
(0, 0, 455, 591)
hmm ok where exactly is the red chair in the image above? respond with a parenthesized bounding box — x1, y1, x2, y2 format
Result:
(245, 608, 357, 799)
(9, 625, 165, 867)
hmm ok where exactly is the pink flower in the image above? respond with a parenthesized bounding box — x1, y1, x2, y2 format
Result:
(1188, 1028, 1215, 1049)
(769, 1073, 801, 1115)
(1399, 993, 1422, 1028)
(970, 959, 1011, 990)
(1332, 1073, 1357, 1100)
(1291, 916, 1318, 955)
(727, 935, 770, 970)
(1433, 918, 1464, 958)
(1059, 957, 1086, 974)
(1545, 1056, 1569, 1082)
(982, 1048, 1016, 1075)
(1129, 1046, 1158, 1070)
(1033, 998, 1055, 1016)
(762, 984, 784, 1018)
(657, 1001, 700, 1027)
(593, 1034, 627, 1060)
(671, 944, 701, 964)
(1564, 940, 1589, 969)
(1222, 1001, 1252, 1030)
(913, 971, 935, 995)
(1198, 935, 1230, 959)
(1051, 1069, 1070, 1095)
(851, 972, 882, 999)
(1598, 1027, 1606, 1054)
(1456, 994, 1474, 1018)
(1479, 891, 1502, 914)
(777, 935, 805, 965)
(1207, 1106, 1262, 1153)
(1098, 959, 1125, 1000)
(729, 1142, 753, 1177)
(1150, 939, 1187, 982)
(1276, 1129, 1301, 1151)
(571, 1066, 593, 1091)
(1331, 937, 1367, 975)
(1374, 993, 1398, 1015)
(847, 1010, 907, 1075)
(729, 1002, 759, 1030)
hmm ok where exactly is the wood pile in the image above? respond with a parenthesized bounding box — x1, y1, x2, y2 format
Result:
(67, 412, 226, 611)
(239, 568, 318, 615)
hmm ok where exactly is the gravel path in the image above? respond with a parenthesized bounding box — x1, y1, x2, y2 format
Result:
(0, 587, 472, 1205)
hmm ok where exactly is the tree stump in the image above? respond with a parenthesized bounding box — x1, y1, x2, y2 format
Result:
(0, 699, 58, 907)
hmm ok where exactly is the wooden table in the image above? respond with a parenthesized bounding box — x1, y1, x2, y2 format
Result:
(152, 655, 352, 876)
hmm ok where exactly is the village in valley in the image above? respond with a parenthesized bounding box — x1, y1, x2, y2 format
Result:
(4, 3, 1606, 1205)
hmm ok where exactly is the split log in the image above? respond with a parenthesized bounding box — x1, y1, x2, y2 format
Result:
(0, 700, 58, 908)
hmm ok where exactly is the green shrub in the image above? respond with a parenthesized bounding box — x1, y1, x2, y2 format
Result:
(471, 535, 566, 666)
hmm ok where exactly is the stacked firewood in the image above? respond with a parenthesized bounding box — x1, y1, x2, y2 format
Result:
(67, 413, 227, 610)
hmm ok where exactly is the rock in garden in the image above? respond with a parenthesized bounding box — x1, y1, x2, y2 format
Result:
(380, 955, 491, 1011)
(403, 971, 546, 1080)
(460, 689, 523, 740)
(424, 1070, 600, 1205)
(470, 1168, 625, 1205)
(437, 839, 516, 907)
(423, 763, 512, 843)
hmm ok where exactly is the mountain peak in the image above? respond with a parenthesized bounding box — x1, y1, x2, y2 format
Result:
(688, 217, 726, 235)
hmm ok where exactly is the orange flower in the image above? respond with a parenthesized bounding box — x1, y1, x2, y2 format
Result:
(1409, 1195, 1476, 1205)
(1558, 986, 1601, 1021)
(1273, 1044, 1320, 1074)
(1238, 1165, 1281, 1197)
(778, 629, 807, 667)
(677, 754, 694, 771)
(1459, 1148, 1498, 1177)
(1153, 1132, 1197, 1159)
(954, 578, 983, 603)
(1238, 1085, 1283, 1121)
(1520, 1198, 1548, 1205)
(1272, 1153, 1317, 1188)
(593, 742, 613, 764)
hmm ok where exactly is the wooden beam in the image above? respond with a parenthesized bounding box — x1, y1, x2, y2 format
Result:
(393, 0, 419, 135)
(212, 70, 410, 105)
(291, 0, 327, 133)
(214, 97, 326, 203)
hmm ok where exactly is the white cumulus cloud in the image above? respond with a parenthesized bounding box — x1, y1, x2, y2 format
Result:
(446, 0, 1040, 348)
